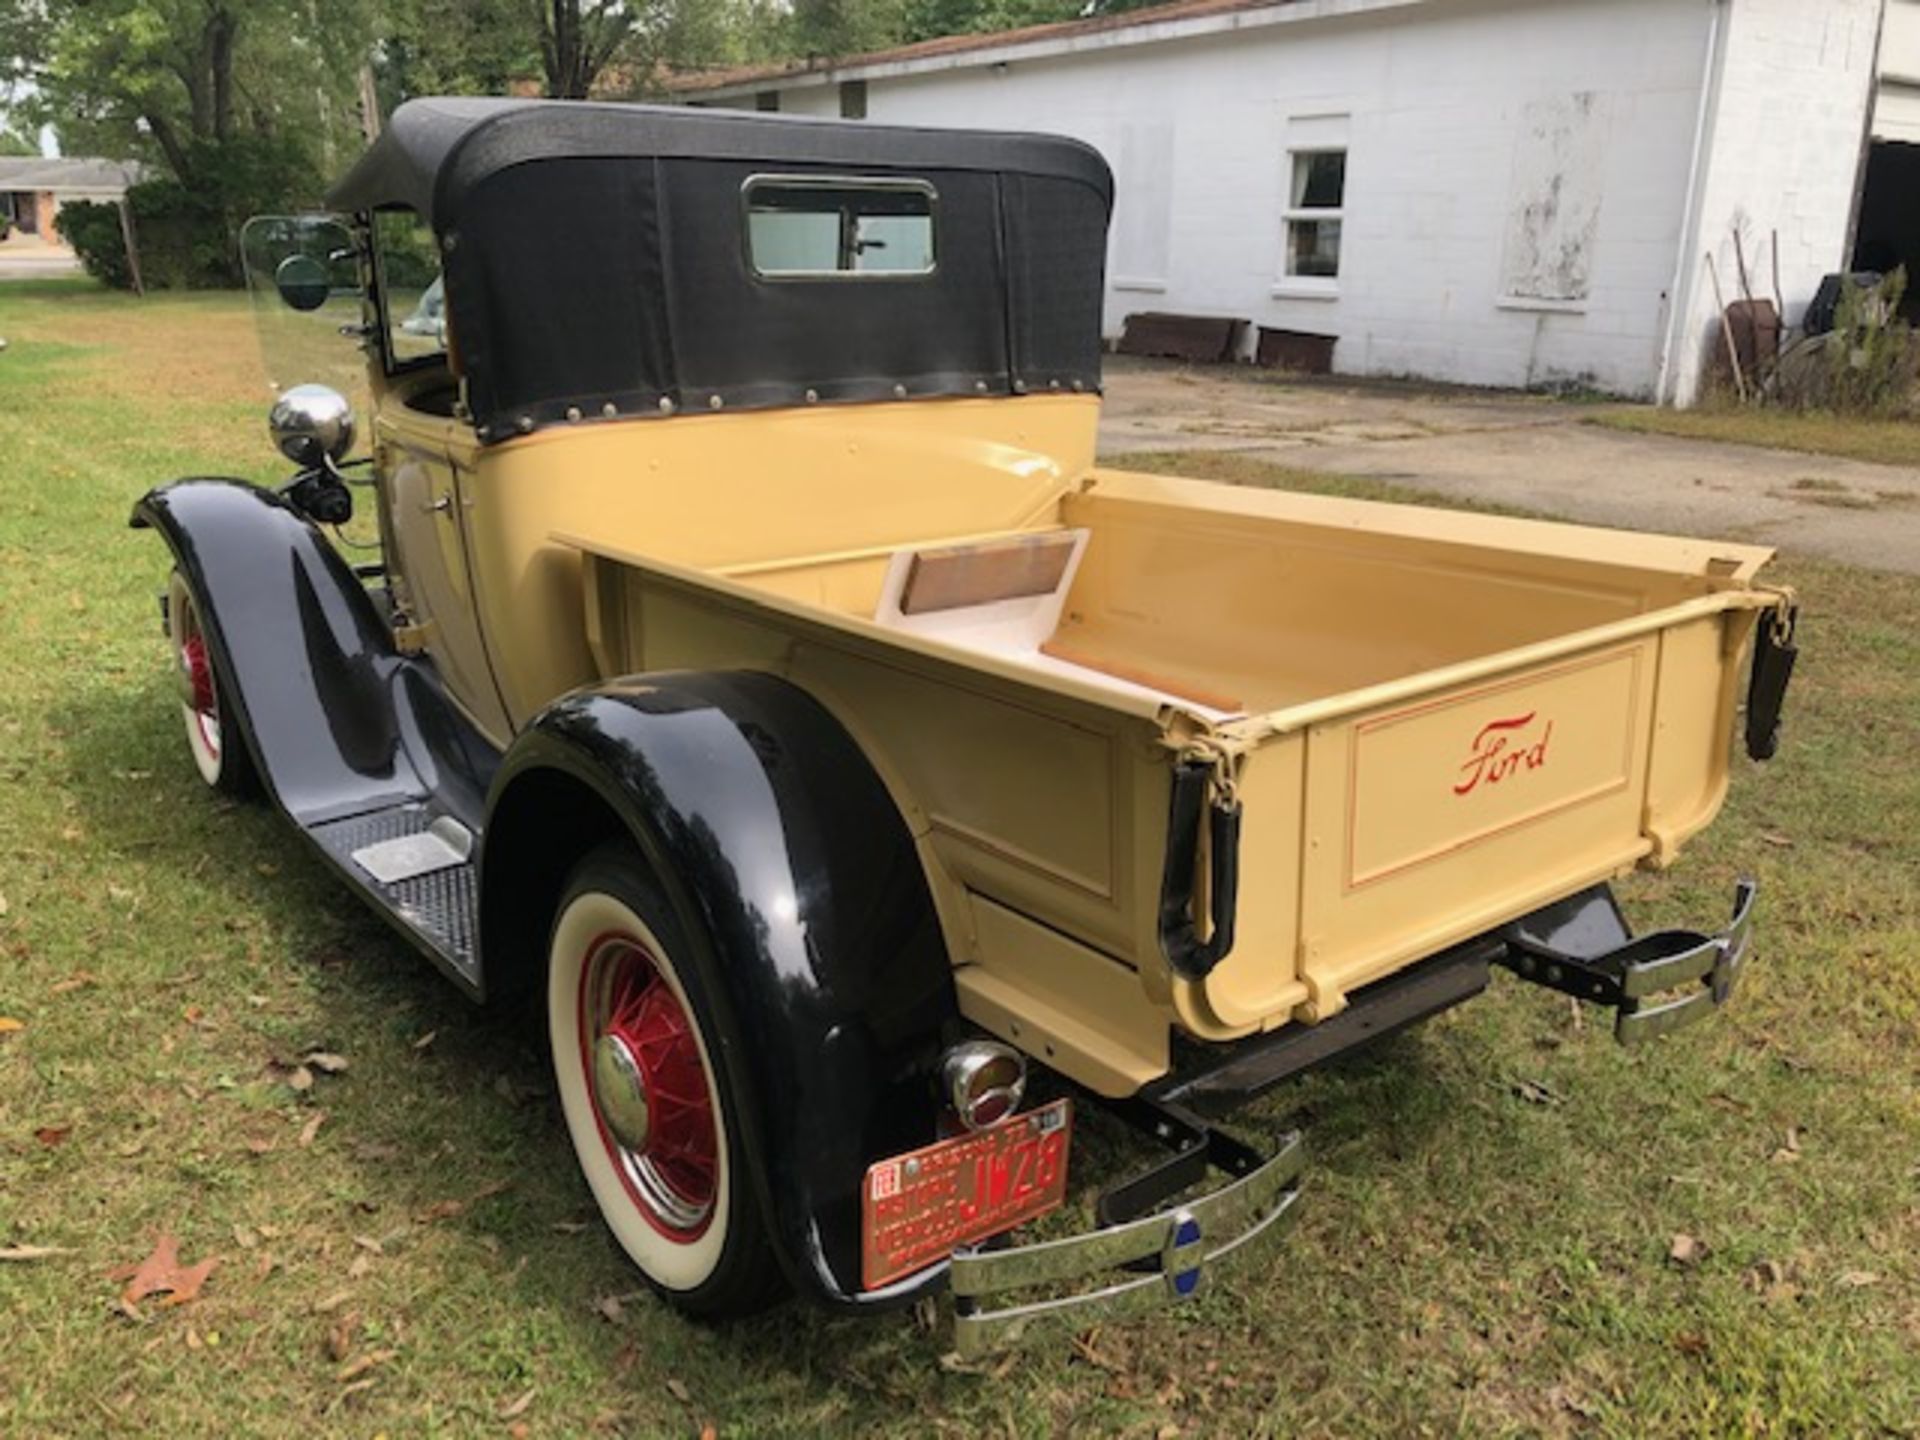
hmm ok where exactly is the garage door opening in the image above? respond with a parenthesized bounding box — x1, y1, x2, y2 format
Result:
(1852, 141, 1920, 320)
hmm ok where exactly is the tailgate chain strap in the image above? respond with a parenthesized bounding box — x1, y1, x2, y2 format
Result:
(1746, 585, 1799, 763)
(1160, 737, 1247, 982)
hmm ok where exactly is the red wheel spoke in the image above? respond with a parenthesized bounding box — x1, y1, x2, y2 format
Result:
(582, 932, 721, 1236)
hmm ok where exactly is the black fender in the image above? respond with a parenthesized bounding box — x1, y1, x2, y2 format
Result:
(482, 672, 958, 1308)
(130, 479, 495, 827)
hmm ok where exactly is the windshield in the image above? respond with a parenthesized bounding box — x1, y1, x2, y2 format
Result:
(239, 214, 368, 409)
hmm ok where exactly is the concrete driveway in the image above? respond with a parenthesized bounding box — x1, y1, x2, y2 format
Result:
(0, 233, 81, 280)
(1098, 357, 1920, 575)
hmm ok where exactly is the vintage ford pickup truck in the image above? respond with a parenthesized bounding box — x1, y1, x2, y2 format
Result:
(135, 99, 1797, 1354)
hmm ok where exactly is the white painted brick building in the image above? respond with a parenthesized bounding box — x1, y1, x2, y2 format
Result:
(675, 0, 1911, 405)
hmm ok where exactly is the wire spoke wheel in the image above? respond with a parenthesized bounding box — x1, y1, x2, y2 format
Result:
(165, 570, 255, 795)
(581, 933, 720, 1238)
(547, 848, 782, 1315)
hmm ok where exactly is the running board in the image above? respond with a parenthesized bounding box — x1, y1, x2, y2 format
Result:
(307, 803, 480, 990)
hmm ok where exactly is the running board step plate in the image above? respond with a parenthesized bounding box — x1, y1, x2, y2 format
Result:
(308, 804, 479, 987)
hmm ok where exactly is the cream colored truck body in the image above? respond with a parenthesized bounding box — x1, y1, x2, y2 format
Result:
(377, 376, 1779, 1099)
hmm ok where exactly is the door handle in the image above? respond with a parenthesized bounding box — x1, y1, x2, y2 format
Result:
(423, 495, 452, 515)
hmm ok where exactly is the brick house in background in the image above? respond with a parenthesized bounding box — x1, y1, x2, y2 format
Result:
(0, 157, 142, 243)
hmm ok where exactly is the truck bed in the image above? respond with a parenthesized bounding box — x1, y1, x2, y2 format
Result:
(565, 467, 1779, 1098)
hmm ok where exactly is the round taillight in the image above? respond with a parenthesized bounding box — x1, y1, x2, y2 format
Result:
(941, 1039, 1027, 1132)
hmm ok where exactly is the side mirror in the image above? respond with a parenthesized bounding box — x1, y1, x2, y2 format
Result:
(269, 383, 355, 469)
(273, 253, 332, 312)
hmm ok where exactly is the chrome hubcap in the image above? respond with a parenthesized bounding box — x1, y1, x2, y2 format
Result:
(592, 1032, 653, 1153)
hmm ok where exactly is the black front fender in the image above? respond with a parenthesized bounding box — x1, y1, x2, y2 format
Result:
(131, 479, 494, 826)
(484, 673, 957, 1309)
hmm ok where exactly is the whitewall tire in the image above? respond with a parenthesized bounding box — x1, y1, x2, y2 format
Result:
(166, 570, 257, 796)
(546, 846, 783, 1315)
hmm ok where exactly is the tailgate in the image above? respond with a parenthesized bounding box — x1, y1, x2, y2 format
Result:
(1192, 596, 1768, 1031)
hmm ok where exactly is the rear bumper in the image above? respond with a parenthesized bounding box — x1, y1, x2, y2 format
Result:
(951, 1126, 1304, 1358)
(947, 880, 1758, 1354)
(1498, 879, 1758, 1043)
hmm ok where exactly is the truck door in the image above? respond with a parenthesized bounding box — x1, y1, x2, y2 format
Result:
(379, 418, 514, 745)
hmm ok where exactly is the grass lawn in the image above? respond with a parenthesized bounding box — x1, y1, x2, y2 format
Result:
(1587, 404, 1920, 469)
(2, 281, 1918, 1438)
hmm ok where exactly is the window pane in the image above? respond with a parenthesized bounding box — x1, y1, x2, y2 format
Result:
(374, 210, 446, 367)
(1288, 218, 1342, 278)
(745, 178, 936, 277)
(1292, 150, 1346, 210)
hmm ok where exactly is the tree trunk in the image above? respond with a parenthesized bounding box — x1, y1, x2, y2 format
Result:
(208, 7, 238, 141)
(145, 111, 192, 182)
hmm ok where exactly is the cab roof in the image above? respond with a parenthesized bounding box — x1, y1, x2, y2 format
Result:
(325, 98, 1114, 441)
(327, 97, 1113, 230)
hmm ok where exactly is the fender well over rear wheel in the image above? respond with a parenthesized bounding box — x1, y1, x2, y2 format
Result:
(479, 672, 959, 1308)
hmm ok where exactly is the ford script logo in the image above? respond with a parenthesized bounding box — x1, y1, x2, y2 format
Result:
(1454, 711, 1554, 796)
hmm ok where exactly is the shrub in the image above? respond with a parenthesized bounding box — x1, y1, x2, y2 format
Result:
(1767, 270, 1920, 417)
(55, 134, 317, 291)
(54, 200, 134, 288)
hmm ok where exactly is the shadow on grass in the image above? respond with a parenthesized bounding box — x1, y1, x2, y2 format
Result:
(54, 669, 1462, 1389)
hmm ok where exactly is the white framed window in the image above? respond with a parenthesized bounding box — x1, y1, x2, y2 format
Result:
(1284, 149, 1345, 279)
(1275, 113, 1349, 299)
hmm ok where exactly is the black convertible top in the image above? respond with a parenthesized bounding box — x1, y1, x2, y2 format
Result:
(325, 99, 1114, 441)
(328, 97, 1113, 228)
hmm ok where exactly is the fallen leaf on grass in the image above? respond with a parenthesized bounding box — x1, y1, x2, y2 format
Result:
(312, 1289, 354, 1314)
(666, 1377, 692, 1403)
(700, 1427, 717, 1440)
(302, 1051, 349, 1075)
(326, 1314, 357, 1363)
(352, 1141, 401, 1163)
(49, 972, 97, 995)
(327, 1377, 378, 1412)
(298, 1111, 327, 1148)
(417, 1199, 465, 1224)
(1770, 1124, 1804, 1164)
(1513, 1078, 1562, 1107)
(0, 1017, 24, 1035)
(286, 1065, 314, 1094)
(335, 1347, 398, 1382)
(110, 1234, 218, 1310)
(411, 1029, 437, 1052)
(595, 1295, 626, 1326)
(1668, 1233, 1707, 1268)
(34, 1125, 71, 1146)
(1, 1244, 71, 1262)
(1760, 831, 1794, 848)
(938, 1350, 1018, 1379)
(1672, 1331, 1710, 1358)
(1837, 1270, 1882, 1289)
(244, 1137, 276, 1157)
(499, 1387, 536, 1420)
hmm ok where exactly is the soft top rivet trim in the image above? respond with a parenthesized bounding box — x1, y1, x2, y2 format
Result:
(708, 394, 723, 411)
(657, 396, 675, 415)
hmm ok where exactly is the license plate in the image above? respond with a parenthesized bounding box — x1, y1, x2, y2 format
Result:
(861, 1099, 1072, 1290)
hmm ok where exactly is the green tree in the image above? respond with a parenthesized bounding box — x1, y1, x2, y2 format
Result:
(3, 0, 375, 186)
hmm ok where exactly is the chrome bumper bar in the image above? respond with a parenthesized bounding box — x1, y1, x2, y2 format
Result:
(950, 1129, 1304, 1358)
(1499, 879, 1758, 1044)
